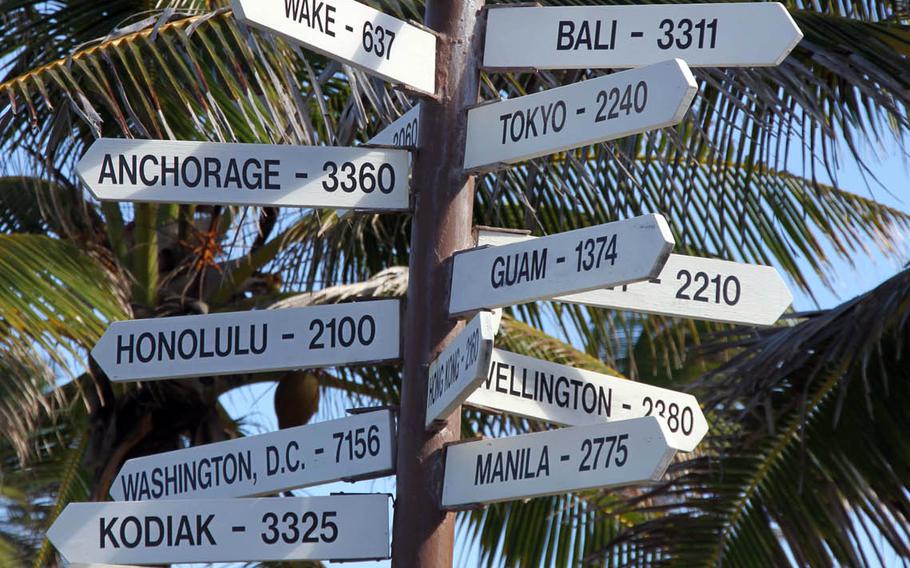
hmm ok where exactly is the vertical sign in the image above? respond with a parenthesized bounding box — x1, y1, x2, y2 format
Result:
(425, 311, 496, 429)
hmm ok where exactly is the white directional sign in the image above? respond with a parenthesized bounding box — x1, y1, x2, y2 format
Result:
(232, 0, 436, 94)
(369, 104, 421, 147)
(463, 58, 696, 170)
(425, 311, 496, 429)
(93, 299, 400, 382)
(477, 229, 792, 326)
(76, 139, 409, 210)
(483, 3, 803, 70)
(466, 349, 707, 452)
(442, 416, 677, 508)
(47, 494, 391, 564)
(449, 213, 674, 315)
(111, 410, 395, 501)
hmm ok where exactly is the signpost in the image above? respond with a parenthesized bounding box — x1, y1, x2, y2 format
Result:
(441, 416, 677, 508)
(483, 3, 803, 70)
(463, 58, 696, 170)
(425, 311, 496, 429)
(92, 299, 401, 382)
(232, 0, 436, 94)
(335, 104, 422, 218)
(369, 104, 421, 147)
(47, 494, 391, 564)
(477, 229, 792, 326)
(449, 213, 674, 315)
(76, 139, 410, 210)
(465, 349, 708, 451)
(111, 410, 395, 501)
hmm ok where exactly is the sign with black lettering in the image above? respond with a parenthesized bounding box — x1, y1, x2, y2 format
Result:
(465, 349, 707, 451)
(448, 213, 674, 315)
(47, 494, 391, 563)
(232, 0, 436, 94)
(369, 104, 421, 147)
(425, 311, 496, 429)
(92, 299, 400, 382)
(442, 416, 677, 508)
(476, 228, 792, 326)
(111, 410, 394, 501)
(76, 139, 409, 210)
(463, 58, 696, 170)
(483, 3, 802, 70)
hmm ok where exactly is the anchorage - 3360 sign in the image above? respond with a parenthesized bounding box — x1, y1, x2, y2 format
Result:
(77, 139, 410, 210)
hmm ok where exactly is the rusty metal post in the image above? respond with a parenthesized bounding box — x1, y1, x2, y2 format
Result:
(392, 1, 485, 566)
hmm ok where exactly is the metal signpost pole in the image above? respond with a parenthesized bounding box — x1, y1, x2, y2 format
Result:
(392, 1, 484, 566)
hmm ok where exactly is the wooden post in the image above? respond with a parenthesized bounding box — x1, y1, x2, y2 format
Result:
(392, 1, 485, 566)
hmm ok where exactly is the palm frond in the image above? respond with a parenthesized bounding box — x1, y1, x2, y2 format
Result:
(594, 267, 910, 566)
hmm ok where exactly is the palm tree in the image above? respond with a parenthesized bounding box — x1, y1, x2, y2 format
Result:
(0, 0, 908, 565)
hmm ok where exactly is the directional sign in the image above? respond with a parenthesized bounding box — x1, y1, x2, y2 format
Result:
(76, 139, 409, 210)
(368, 104, 421, 147)
(463, 58, 696, 170)
(111, 410, 395, 501)
(93, 299, 400, 382)
(425, 311, 496, 429)
(465, 349, 707, 451)
(483, 3, 802, 70)
(449, 213, 674, 315)
(232, 0, 436, 94)
(334, 104, 422, 218)
(477, 228, 792, 326)
(47, 494, 391, 564)
(442, 416, 677, 508)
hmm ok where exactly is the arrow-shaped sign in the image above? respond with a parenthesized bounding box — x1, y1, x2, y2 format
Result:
(477, 228, 792, 326)
(483, 2, 802, 70)
(47, 494, 391, 564)
(463, 58, 696, 170)
(368, 104, 421, 147)
(465, 349, 707, 452)
(425, 311, 496, 429)
(93, 299, 400, 382)
(76, 139, 409, 210)
(442, 416, 677, 508)
(449, 213, 674, 315)
(232, 0, 436, 94)
(111, 410, 395, 501)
